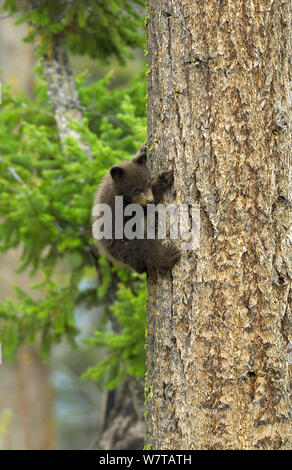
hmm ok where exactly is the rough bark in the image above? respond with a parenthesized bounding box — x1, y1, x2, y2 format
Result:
(41, 32, 92, 158)
(94, 380, 144, 450)
(145, 0, 292, 450)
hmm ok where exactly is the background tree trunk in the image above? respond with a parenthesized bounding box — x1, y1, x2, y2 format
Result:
(41, 32, 92, 158)
(0, 17, 55, 450)
(145, 0, 291, 450)
(0, 15, 34, 98)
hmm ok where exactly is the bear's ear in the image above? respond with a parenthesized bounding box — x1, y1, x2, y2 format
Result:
(110, 166, 124, 181)
(132, 145, 147, 165)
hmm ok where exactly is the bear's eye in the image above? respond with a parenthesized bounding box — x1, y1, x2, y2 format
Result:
(134, 188, 141, 195)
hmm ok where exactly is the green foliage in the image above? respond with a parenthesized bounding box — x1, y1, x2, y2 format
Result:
(0, 67, 147, 382)
(0, 0, 148, 390)
(1, 0, 145, 62)
(83, 277, 146, 389)
(0, 282, 78, 361)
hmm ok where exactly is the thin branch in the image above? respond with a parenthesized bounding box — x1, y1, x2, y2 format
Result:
(54, 2, 71, 22)
(0, 155, 25, 184)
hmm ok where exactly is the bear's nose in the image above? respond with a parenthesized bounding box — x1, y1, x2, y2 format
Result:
(146, 189, 154, 204)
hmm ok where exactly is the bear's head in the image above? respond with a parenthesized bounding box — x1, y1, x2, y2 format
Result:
(110, 149, 154, 205)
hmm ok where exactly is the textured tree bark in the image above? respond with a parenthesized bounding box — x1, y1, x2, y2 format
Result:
(145, 0, 292, 450)
(94, 381, 144, 450)
(41, 32, 92, 158)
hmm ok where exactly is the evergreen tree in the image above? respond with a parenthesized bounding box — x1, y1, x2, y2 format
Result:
(0, 0, 147, 393)
(2, 0, 145, 61)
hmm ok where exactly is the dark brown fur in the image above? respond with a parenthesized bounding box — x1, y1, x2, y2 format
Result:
(92, 144, 181, 274)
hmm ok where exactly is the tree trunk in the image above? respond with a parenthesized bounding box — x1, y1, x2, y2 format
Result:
(94, 380, 144, 450)
(145, 0, 291, 450)
(0, 17, 55, 450)
(41, 32, 92, 158)
(0, 16, 34, 98)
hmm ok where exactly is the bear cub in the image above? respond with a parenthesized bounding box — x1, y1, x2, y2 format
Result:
(92, 144, 181, 274)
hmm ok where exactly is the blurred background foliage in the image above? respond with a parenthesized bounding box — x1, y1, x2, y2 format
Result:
(0, 0, 146, 449)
